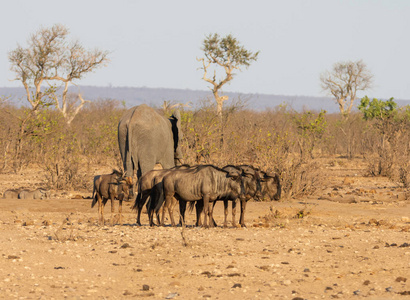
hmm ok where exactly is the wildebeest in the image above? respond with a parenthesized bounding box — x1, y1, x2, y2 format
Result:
(132, 165, 190, 226)
(162, 165, 246, 227)
(91, 170, 132, 225)
(18, 189, 47, 199)
(190, 165, 262, 227)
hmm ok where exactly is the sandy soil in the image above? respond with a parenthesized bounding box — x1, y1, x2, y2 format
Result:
(0, 158, 409, 299)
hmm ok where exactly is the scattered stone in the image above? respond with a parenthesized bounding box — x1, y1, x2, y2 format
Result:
(42, 220, 51, 226)
(397, 291, 410, 295)
(363, 280, 371, 285)
(23, 220, 34, 226)
(123, 290, 132, 296)
(353, 290, 360, 296)
(7, 255, 20, 260)
(386, 286, 393, 292)
(169, 281, 181, 287)
(108, 250, 117, 254)
(232, 283, 242, 288)
(257, 265, 270, 271)
(399, 243, 409, 248)
(283, 280, 291, 286)
(142, 284, 150, 291)
(54, 266, 65, 270)
(165, 293, 178, 299)
(120, 243, 131, 249)
(395, 277, 407, 283)
(201, 271, 212, 278)
(203, 295, 211, 298)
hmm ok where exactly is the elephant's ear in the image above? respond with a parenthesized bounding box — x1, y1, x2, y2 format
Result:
(170, 110, 183, 158)
(171, 110, 183, 139)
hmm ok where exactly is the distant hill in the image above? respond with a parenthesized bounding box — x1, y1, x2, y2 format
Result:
(1, 86, 409, 113)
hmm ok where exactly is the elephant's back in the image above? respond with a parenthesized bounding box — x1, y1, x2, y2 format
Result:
(128, 105, 170, 138)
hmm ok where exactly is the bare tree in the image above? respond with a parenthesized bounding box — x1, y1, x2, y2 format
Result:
(320, 60, 373, 117)
(8, 24, 109, 124)
(197, 33, 259, 121)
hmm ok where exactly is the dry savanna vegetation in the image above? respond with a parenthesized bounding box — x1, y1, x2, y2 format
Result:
(0, 97, 409, 299)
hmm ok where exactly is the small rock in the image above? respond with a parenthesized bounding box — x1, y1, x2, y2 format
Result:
(385, 286, 393, 292)
(232, 283, 242, 288)
(353, 290, 360, 295)
(283, 280, 291, 286)
(169, 281, 181, 287)
(165, 293, 178, 299)
(142, 284, 150, 291)
(363, 280, 371, 285)
(7, 255, 20, 260)
(396, 277, 407, 282)
(120, 243, 131, 249)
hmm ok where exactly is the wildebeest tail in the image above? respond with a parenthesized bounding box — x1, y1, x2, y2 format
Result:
(91, 186, 97, 208)
(188, 201, 195, 213)
(132, 191, 141, 211)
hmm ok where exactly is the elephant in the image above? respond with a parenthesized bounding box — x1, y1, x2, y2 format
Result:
(118, 104, 183, 195)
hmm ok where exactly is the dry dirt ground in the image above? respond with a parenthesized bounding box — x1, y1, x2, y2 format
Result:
(0, 158, 409, 299)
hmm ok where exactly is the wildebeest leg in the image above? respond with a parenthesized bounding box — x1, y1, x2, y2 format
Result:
(210, 201, 218, 227)
(119, 199, 123, 225)
(239, 199, 247, 227)
(223, 200, 229, 228)
(168, 197, 178, 227)
(179, 200, 187, 226)
(203, 194, 210, 228)
(163, 191, 174, 226)
(97, 194, 104, 225)
(110, 197, 115, 226)
(232, 199, 237, 227)
(137, 191, 150, 226)
(195, 201, 203, 227)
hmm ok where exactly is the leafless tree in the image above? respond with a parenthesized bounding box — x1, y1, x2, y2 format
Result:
(8, 24, 109, 124)
(7, 24, 109, 170)
(320, 60, 373, 117)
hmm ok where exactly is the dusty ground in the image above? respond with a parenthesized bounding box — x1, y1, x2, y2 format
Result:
(0, 158, 409, 299)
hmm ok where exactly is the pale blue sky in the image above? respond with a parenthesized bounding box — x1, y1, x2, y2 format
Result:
(1, 0, 409, 99)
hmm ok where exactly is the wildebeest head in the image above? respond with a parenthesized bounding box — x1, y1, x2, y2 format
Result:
(237, 165, 262, 200)
(260, 171, 281, 201)
(116, 176, 132, 201)
(222, 168, 246, 200)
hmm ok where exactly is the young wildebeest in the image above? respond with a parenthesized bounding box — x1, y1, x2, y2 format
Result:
(162, 165, 247, 228)
(91, 170, 132, 225)
(18, 189, 47, 199)
(132, 165, 190, 226)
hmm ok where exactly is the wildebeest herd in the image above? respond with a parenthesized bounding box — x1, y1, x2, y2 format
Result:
(92, 104, 281, 227)
(2, 104, 281, 228)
